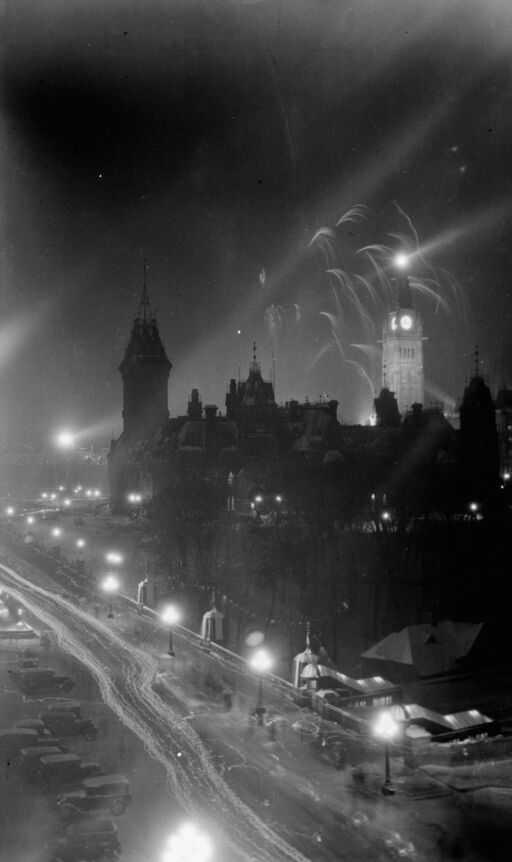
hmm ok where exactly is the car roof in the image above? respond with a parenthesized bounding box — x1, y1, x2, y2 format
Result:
(18, 668, 56, 676)
(44, 711, 77, 719)
(83, 774, 129, 788)
(40, 753, 80, 765)
(0, 728, 39, 739)
(67, 819, 117, 836)
(16, 718, 45, 727)
(20, 746, 62, 757)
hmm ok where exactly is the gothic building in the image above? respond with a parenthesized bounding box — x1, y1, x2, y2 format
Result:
(108, 278, 500, 517)
(381, 270, 424, 417)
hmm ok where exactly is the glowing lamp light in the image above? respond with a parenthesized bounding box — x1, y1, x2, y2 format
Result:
(162, 822, 213, 862)
(381, 510, 391, 521)
(50, 493, 57, 500)
(51, 527, 62, 538)
(6, 506, 15, 516)
(249, 647, 273, 675)
(56, 430, 75, 449)
(275, 495, 283, 503)
(41, 492, 48, 499)
(106, 551, 123, 566)
(94, 489, 101, 497)
(161, 604, 181, 626)
(374, 711, 400, 741)
(76, 538, 85, 548)
(26, 516, 35, 525)
(504, 472, 510, 481)
(85, 489, 92, 497)
(469, 501, 479, 513)
(63, 499, 71, 507)
(102, 574, 120, 594)
(254, 495, 263, 503)
(162, 604, 181, 656)
(394, 252, 409, 270)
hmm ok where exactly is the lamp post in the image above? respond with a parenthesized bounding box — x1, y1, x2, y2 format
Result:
(161, 604, 181, 657)
(102, 574, 120, 619)
(374, 710, 400, 796)
(249, 648, 272, 726)
(162, 822, 213, 862)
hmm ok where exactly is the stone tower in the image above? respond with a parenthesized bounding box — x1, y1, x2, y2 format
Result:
(382, 271, 424, 417)
(119, 278, 171, 440)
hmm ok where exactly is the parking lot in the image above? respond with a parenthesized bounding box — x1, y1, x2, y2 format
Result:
(0, 625, 175, 862)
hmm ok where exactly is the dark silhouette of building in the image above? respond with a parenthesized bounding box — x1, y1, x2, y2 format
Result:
(108, 279, 500, 519)
(119, 279, 171, 441)
(459, 364, 500, 508)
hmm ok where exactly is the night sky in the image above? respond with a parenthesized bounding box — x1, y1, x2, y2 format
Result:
(3, 0, 512, 448)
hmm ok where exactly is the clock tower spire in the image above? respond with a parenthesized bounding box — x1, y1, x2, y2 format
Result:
(381, 261, 424, 417)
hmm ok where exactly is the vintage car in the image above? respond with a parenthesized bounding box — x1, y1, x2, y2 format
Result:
(19, 745, 69, 778)
(45, 701, 82, 718)
(56, 775, 131, 820)
(0, 727, 39, 756)
(15, 668, 75, 695)
(41, 712, 97, 741)
(43, 818, 121, 861)
(35, 753, 102, 791)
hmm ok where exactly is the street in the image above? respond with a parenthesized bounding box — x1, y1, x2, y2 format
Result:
(0, 544, 507, 862)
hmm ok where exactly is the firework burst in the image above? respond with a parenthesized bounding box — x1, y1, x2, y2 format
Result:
(309, 203, 470, 402)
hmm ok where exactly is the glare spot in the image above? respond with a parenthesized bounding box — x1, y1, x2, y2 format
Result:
(245, 630, 265, 647)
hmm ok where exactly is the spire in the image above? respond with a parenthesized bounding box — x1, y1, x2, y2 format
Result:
(397, 271, 413, 309)
(305, 620, 311, 650)
(138, 258, 152, 323)
(250, 341, 261, 373)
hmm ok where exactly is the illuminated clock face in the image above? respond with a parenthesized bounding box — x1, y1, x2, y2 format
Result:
(400, 314, 413, 330)
(391, 315, 397, 330)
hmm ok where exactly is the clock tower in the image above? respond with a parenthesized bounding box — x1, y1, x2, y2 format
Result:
(382, 271, 424, 417)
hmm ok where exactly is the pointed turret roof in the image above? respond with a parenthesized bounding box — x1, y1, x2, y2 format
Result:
(396, 271, 413, 310)
(120, 271, 171, 371)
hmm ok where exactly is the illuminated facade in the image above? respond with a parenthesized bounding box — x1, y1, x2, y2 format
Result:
(382, 273, 424, 417)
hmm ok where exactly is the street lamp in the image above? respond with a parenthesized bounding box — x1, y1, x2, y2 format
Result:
(161, 604, 181, 657)
(374, 710, 401, 796)
(51, 527, 62, 539)
(161, 822, 213, 862)
(249, 648, 273, 726)
(106, 551, 123, 566)
(102, 574, 120, 619)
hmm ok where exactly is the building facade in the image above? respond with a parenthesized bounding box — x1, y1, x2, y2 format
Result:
(382, 272, 424, 417)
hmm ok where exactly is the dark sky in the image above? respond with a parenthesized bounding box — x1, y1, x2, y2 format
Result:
(2, 0, 512, 448)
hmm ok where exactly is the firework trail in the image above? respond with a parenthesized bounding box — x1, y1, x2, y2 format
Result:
(309, 203, 470, 398)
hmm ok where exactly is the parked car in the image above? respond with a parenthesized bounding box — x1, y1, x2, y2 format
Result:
(0, 727, 39, 756)
(10, 657, 40, 680)
(45, 701, 82, 719)
(43, 818, 121, 861)
(13, 719, 64, 747)
(41, 713, 97, 741)
(19, 745, 69, 779)
(56, 775, 131, 820)
(35, 753, 102, 791)
(16, 669, 75, 695)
